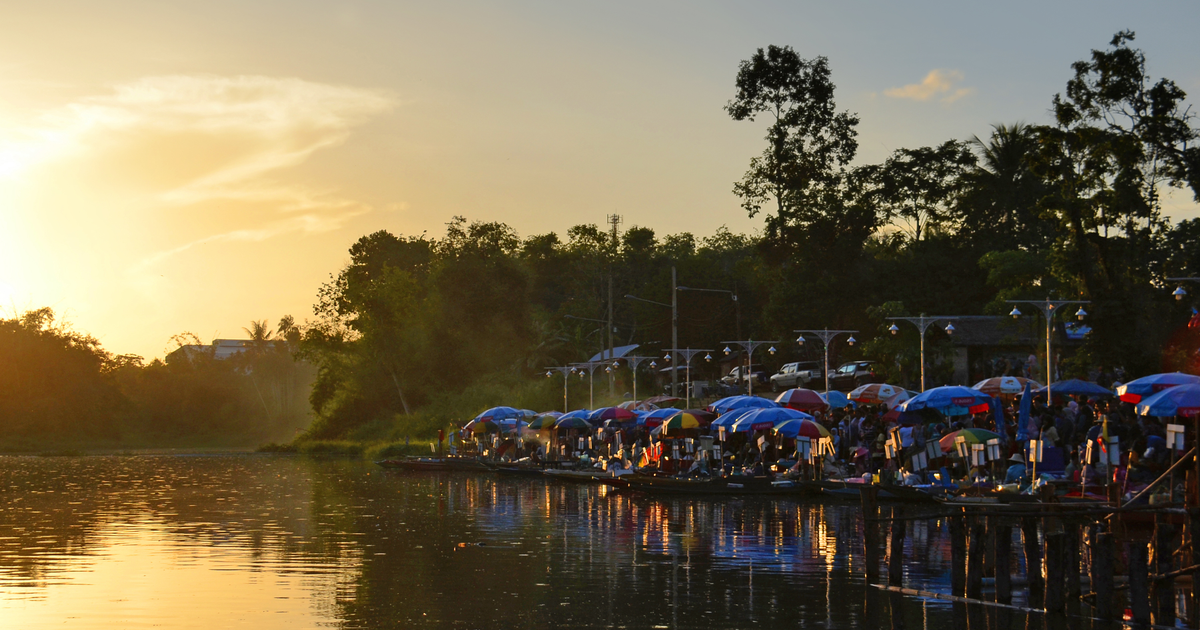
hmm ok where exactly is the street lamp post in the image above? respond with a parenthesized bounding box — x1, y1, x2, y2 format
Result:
(544, 366, 575, 412)
(617, 355, 656, 402)
(793, 329, 857, 393)
(886, 315, 958, 392)
(720, 340, 778, 397)
(1006, 298, 1089, 403)
(571, 362, 605, 409)
(664, 348, 713, 409)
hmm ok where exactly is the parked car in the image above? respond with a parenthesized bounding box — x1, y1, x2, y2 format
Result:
(721, 364, 769, 392)
(769, 361, 824, 392)
(828, 361, 882, 391)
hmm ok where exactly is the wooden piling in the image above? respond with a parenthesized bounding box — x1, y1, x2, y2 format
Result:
(1129, 541, 1151, 625)
(949, 513, 966, 597)
(861, 485, 880, 584)
(1021, 516, 1043, 606)
(1044, 531, 1065, 614)
(888, 506, 906, 587)
(1064, 521, 1081, 601)
(993, 522, 1012, 604)
(966, 516, 984, 599)
(1092, 530, 1114, 620)
(1154, 518, 1177, 626)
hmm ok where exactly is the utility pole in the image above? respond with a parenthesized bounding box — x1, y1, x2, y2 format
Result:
(607, 214, 621, 396)
(1006, 299, 1089, 403)
(671, 266, 678, 398)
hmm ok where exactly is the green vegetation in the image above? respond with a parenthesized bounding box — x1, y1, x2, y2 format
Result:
(3, 33, 1199, 455)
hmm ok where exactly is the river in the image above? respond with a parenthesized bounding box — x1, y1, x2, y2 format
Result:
(0, 454, 1104, 628)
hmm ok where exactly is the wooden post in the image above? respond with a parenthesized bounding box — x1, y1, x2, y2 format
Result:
(1022, 517, 1044, 607)
(1064, 521, 1081, 601)
(889, 506, 906, 586)
(994, 522, 1012, 604)
(950, 513, 967, 596)
(966, 516, 984, 599)
(1092, 531, 1114, 620)
(861, 486, 880, 584)
(1155, 518, 1177, 626)
(1129, 541, 1151, 625)
(1044, 531, 1065, 614)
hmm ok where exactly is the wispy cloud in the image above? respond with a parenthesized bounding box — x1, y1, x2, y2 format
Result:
(884, 69, 973, 103)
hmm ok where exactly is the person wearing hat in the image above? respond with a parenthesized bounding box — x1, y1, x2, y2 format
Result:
(1004, 453, 1027, 484)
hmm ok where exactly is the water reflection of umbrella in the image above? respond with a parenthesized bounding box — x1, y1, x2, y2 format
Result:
(773, 418, 830, 439)
(972, 376, 1041, 396)
(774, 388, 828, 411)
(848, 383, 910, 405)
(708, 395, 779, 415)
(1136, 383, 1200, 417)
(1117, 373, 1200, 404)
(730, 407, 812, 433)
(938, 428, 1001, 453)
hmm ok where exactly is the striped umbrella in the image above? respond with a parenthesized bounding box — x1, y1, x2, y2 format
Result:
(1117, 373, 1200, 404)
(773, 417, 830, 439)
(638, 408, 679, 428)
(525, 414, 560, 430)
(972, 376, 1041, 397)
(847, 383, 910, 405)
(774, 388, 828, 411)
(660, 409, 716, 434)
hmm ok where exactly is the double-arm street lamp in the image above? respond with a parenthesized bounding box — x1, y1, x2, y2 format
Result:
(1006, 298, 1089, 402)
(793, 329, 857, 394)
(570, 361, 605, 409)
(544, 366, 575, 412)
(886, 315, 957, 392)
(664, 348, 713, 409)
(721, 340, 778, 397)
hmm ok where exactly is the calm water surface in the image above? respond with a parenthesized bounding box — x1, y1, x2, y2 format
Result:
(0, 455, 1089, 629)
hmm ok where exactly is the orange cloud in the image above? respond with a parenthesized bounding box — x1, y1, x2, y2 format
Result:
(884, 69, 973, 103)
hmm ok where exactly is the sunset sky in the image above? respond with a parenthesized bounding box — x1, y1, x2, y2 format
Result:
(1, 1, 1198, 359)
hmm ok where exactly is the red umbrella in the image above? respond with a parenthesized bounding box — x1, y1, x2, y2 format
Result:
(774, 388, 829, 411)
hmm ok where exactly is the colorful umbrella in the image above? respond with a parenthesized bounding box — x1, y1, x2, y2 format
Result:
(1136, 383, 1200, 417)
(972, 376, 1042, 396)
(616, 401, 640, 410)
(555, 416, 592, 430)
(707, 395, 779, 415)
(659, 410, 715, 434)
(1032, 379, 1112, 398)
(730, 407, 813, 433)
(641, 395, 682, 408)
(774, 388, 828, 411)
(525, 415, 560, 430)
(819, 390, 851, 409)
(465, 419, 499, 434)
(773, 417, 830, 439)
(900, 386, 992, 414)
(938, 428, 1001, 453)
(589, 407, 637, 423)
(1117, 372, 1200, 404)
(847, 383, 909, 405)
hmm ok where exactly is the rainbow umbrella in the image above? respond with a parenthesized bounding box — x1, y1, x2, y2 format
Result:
(773, 417, 830, 439)
(525, 414, 560, 430)
(1117, 372, 1200, 404)
(659, 410, 715, 434)
(938, 428, 1001, 454)
(774, 388, 828, 411)
(465, 419, 499, 434)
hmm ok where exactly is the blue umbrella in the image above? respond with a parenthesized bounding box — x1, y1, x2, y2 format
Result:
(707, 395, 779, 415)
(472, 406, 524, 423)
(556, 409, 591, 424)
(730, 407, 813, 433)
(638, 408, 679, 427)
(1118, 373, 1200, 403)
(1136, 383, 1200, 417)
(819, 390, 851, 409)
(710, 407, 758, 429)
(900, 386, 992, 413)
(1034, 379, 1113, 398)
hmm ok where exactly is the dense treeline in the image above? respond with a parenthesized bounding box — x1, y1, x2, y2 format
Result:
(302, 32, 1200, 440)
(0, 309, 313, 450)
